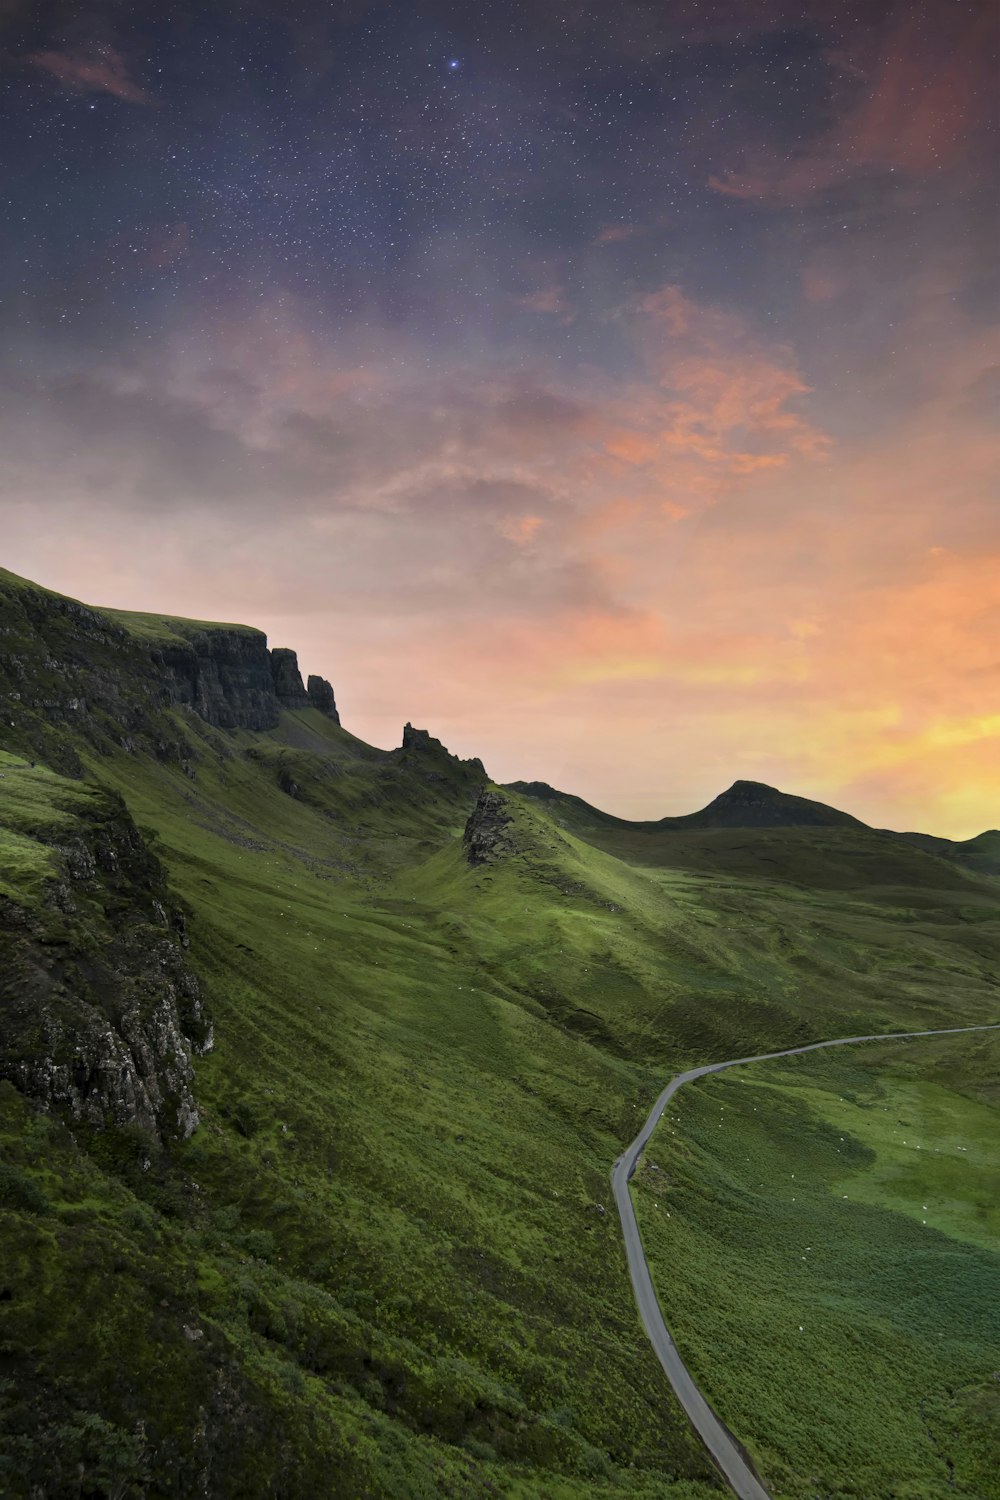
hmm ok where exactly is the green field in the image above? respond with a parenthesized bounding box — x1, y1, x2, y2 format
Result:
(634, 1031, 1000, 1498)
(1, 569, 998, 1498)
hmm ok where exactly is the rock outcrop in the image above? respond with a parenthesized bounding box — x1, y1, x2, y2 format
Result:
(400, 723, 486, 778)
(269, 648, 310, 709)
(401, 722, 443, 755)
(307, 675, 340, 722)
(463, 788, 518, 865)
(0, 777, 211, 1140)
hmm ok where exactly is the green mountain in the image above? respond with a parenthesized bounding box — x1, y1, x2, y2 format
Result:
(1, 566, 998, 1500)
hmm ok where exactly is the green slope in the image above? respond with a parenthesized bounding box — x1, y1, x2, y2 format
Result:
(1, 568, 998, 1500)
(634, 1030, 1000, 1499)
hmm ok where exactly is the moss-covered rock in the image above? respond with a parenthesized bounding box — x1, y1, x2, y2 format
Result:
(0, 762, 209, 1140)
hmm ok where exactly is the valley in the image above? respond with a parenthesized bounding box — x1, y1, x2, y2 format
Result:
(0, 566, 998, 1500)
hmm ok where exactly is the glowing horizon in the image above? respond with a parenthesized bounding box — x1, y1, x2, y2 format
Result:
(1, 1, 996, 839)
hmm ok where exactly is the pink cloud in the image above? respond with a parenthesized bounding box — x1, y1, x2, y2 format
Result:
(800, 264, 844, 304)
(709, 7, 995, 201)
(7, 277, 997, 837)
(31, 46, 151, 104)
(500, 515, 545, 546)
(142, 223, 190, 269)
(517, 285, 575, 321)
(593, 224, 640, 245)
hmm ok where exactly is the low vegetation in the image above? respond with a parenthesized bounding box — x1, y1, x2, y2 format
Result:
(1, 568, 997, 1498)
(635, 1032, 1000, 1498)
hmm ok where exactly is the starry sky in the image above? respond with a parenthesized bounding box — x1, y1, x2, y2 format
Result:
(1, 0, 997, 835)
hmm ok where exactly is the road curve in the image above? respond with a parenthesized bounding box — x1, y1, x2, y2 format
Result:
(611, 1021, 1000, 1500)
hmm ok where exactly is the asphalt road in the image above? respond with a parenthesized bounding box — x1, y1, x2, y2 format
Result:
(611, 1021, 1000, 1500)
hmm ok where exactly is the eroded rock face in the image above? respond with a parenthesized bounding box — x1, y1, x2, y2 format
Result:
(269, 648, 310, 709)
(0, 573, 343, 759)
(400, 723, 486, 780)
(157, 629, 279, 730)
(307, 674, 340, 722)
(401, 722, 441, 754)
(463, 789, 518, 866)
(0, 790, 210, 1141)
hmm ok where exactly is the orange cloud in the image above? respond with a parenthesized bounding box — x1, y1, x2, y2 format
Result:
(500, 515, 544, 546)
(573, 497, 644, 540)
(603, 430, 660, 466)
(31, 46, 151, 104)
(598, 286, 830, 506)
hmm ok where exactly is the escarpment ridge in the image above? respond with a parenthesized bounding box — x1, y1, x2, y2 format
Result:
(0, 566, 339, 760)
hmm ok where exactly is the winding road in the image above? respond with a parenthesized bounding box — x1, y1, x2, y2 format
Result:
(611, 1021, 1000, 1500)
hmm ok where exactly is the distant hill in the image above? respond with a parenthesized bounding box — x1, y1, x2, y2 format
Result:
(671, 778, 864, 829)
(507, 778, 995, 892)
(506, 777, 863, 831)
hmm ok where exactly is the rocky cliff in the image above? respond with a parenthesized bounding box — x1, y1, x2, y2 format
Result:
(463, 788, 518, 865)
(0, 763, 211, 1140)
(269, 647, 310, 710)
(0, 568, 342, 759)
(0, 570, 353, 1142)
(307, 673, 340, 722)
(156, 626, 279, 730)
(399, 722, 485, 775)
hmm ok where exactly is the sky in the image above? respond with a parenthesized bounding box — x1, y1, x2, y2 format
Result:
(0, 0, 997, 836)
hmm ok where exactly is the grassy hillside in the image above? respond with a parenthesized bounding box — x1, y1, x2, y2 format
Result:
(634, 1030, 1000, 1498)
(1, 568, 998, 1499)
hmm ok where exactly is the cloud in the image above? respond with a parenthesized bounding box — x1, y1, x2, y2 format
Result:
(800, 263, 844, 304)
(593, 223, 640, 245)
(500, 515, 545, 546)
(708, 5, 995, 201)
(4, 273, 996, 836)
(0, 279, 834, 620)
(516, 285, 575, 320)
(598, 285, 831, 509)
(30, 45, 151, 104)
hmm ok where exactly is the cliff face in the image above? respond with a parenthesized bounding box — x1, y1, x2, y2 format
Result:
(156, 628, 279, 730)
(0, 571, 351, 1142)
(0, 570, 341, 756)
(269, 647, 310, 710)
(400, 722, 484, 771)
(307, 674, 339, 722)
(0, 766, 211, 1140)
